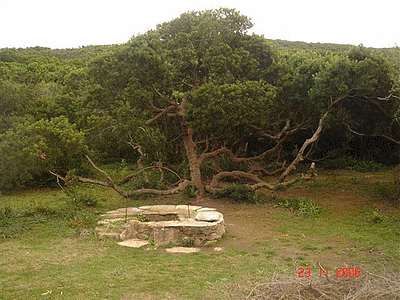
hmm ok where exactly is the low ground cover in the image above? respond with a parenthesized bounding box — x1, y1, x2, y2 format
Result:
(0, 169, 399, 299)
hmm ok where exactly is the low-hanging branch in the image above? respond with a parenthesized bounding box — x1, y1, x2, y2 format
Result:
(205, 170, 303, 194)
(199, 141, 283, 166)
(50, 155, 188, 198)
(344, 122, 400, 145)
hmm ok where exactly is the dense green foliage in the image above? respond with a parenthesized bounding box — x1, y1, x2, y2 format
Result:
(1, 8, 399, 191)
(213, 184, 261, 203)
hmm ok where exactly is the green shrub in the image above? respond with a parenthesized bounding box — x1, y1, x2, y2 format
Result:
(62, 185, 100, 208)
(0, 116, 88, 190)
(322, 156, 382, 172)
(125, 168, 168, 191)
(182, 237, 196, 247)
(366, 210, 388, 224)
(370, 182, 400, 204)
(272, 197, 299, 209)
(0, 207, 26, 238)
(136, 215, 150, 222)
(182, 186, 198, 199)
(298, 197, 322, 217)
(213, 184, 261, 203)
(272, 196, 323, 217)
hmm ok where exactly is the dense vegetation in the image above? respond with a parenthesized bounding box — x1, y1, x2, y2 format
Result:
(1, 8, 400, 193)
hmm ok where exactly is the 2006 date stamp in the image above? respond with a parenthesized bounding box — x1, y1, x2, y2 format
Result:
(298, 267, 361, 278)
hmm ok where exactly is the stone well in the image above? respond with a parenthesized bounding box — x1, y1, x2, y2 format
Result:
(96, 205, 225, 247)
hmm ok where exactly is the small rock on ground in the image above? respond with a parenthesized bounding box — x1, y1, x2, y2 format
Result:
(117, 239, 149, 248)
(165, 247, 200, 254)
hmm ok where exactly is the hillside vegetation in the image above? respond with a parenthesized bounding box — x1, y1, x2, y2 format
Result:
(0, 8, 399, 194)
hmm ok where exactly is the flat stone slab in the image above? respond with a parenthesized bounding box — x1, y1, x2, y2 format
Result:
(98, 205, 225, 247)
(165, 247, 201, 254)
(195, 211, 221, 222)
(117, 239, 149, 248)
(196, 207, 217, 212)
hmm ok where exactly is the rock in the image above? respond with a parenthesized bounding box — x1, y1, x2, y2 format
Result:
(195, 211, 221, 222)
(153, 227, 180, 246)
(97, 205, 225, 247)
(175, 205, 202, 211)
(165, 247, 200, 254)
(214, 247, 224, 252)
(196, 207, 217, 212)
(117, 239, 149, 248)
(97, 231, 121, 240)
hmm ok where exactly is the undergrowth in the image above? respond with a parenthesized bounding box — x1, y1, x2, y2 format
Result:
(272, 196, 323, 217)
(213, 184, 262, 204)
(322, 156, 383, 172)
(370, 182, 400, 205)
(0, 185, 102, 239)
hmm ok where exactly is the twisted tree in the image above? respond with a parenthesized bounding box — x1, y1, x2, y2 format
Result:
(52, 9, 398, 197)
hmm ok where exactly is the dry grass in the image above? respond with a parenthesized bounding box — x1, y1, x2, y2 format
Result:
(243, 271, 400, 300)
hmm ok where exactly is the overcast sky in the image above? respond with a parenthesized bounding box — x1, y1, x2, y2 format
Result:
(0, 0, 398, 49)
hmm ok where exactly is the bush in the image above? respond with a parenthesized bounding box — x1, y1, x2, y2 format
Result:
(125, 168, 168, 191)
(322, 156, 382, 172)
(298, 197, 322, 217)
(0, 116, 88, 190)
(182, 186, 198, 199)
(213, 184, 261, 203)
(0, 207, 26, 238)
(272, 196, 323, 217)
(370, 182, 400, 204)
(63, 186, 100, 208)
(366, 209, 388, 224)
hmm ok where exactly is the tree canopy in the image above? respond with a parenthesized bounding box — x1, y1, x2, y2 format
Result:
(0, 8, 399, 193)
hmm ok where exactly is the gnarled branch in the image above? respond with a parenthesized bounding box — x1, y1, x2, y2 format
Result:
(205, 170, 301, 193)
(344, 122, 400, 145)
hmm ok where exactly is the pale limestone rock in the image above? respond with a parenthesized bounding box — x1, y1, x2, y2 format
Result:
(118, 239, 149, 248)
(196, 207, 217, 212)
(165, 247, 200, 254)
(195, 211, 221, 222)
(97, 205, 225, 247)
(153, 227, 180, 246)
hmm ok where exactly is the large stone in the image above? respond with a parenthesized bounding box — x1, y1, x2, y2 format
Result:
(97, 205, 225, 247)
(195, 211, 221, 222)
(153, 227, 180, 246)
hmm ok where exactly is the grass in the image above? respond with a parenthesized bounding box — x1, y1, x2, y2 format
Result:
(1, 169, 400, 299)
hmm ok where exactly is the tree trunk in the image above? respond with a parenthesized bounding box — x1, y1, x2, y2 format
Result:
(181, 125, 205, 194)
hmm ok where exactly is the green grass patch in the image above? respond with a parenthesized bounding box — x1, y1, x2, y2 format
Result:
(1, 170, 400, 298)
(271, 196, 323, 217)
(369, 181, 400, 205)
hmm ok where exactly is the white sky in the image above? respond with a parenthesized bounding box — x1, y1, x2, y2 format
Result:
(0, 0, 399, 49)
